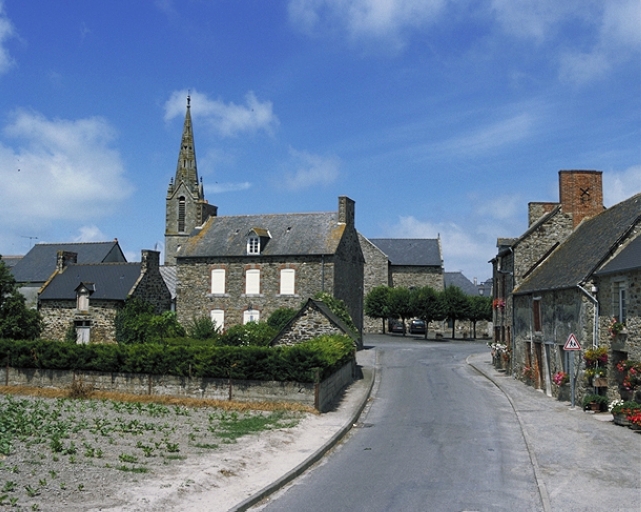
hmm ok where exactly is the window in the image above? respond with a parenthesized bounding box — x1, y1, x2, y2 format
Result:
(178, 197, 186, 232)
(74, 320, 91, 344)
(210, 309, 224, 331)
(613, 281, 627, 324)
(533, 298, 542, 332)
(211, 269, 226, 294)
(243, 309, 260, 324)
(246, 269, 260, 295)
(247, 236, 260, 255)
(280, 269, 295, 295)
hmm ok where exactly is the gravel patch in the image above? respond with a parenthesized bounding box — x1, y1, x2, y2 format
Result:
(0, 390, 309, 512)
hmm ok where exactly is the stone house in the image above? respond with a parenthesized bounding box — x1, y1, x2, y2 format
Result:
(39, 250, 171, 343)
(360, 236, 444, 333)
(174, 196, 365, 343)
(511, 192, 641, 402)
(491, 170, 605, 367)
(271, 299, 359, 347)
(10, 240, 126, 307)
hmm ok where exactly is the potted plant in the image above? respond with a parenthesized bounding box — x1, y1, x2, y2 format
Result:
(608, 317, 626, 339)
(582, 393, 608, 412)
(609, 400, 641, 426)
(552, 371, 569, 386)
(616, 360, 641, 392)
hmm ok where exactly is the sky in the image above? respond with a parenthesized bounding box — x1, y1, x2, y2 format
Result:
(0, 0, 639, 282)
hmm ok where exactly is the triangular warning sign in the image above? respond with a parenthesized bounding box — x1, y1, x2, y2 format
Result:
(564, 333, 581, 351)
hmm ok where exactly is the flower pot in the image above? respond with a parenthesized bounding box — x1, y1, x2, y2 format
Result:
(613, 414, 631, 427)
(589, 402, 602, 412)
(557, 385, 571, 402)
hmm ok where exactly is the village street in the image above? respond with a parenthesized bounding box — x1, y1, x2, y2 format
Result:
(250, 335, 640, 512)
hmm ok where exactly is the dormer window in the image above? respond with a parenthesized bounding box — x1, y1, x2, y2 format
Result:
(246, 228, 270, 255)
(75, 283, 95, 312)
(247, 236, 260, 255)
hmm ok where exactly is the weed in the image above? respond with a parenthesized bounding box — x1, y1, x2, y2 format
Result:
(1, 481, 16, 493)
(118, 453, 138, 464)
(24, 485, 40, 497)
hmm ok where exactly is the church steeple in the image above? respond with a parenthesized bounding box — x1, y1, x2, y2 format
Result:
(173, 95, 199, 194)
(165, 96, 217, 265)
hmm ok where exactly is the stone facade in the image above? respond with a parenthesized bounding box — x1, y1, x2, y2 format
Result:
(359, 234, 390, 333)
(39, 250, 171, 343)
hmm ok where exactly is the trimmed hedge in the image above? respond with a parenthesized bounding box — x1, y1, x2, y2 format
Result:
(0, 335, 355, 383)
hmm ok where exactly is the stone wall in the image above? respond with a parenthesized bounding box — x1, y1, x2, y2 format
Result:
(176, 255, 337, 328)
(273, 306, 348, 346)
(359, 234, 389, 333)
(390, 265, 444, 290)
(131, 251, 172, 313)
(0, 361, 355, 412)
(334, 223, 364, 336)
(40, 300, 118, 343)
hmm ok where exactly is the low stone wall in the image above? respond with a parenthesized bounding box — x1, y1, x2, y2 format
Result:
(0, 361, 355, 413)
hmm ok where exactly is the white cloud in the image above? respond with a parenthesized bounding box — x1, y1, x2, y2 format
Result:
(164, 89, 279, 137)
(603, 165, 641, 207)
(434, 112, 534, 156)
(73, 225, 108, 243)
(0, 110, 133, 231)
(281, 148, 340, 190)
(288, 0, 446, 45)
(474, 194, 521, 221)
(206, 181, 252, 194)
(0, 1, 16, 75)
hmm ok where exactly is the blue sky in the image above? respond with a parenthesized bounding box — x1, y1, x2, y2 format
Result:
(0, 1, 639, 282)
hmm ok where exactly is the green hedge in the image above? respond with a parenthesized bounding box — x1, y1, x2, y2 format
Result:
(0, 335, 355, 383)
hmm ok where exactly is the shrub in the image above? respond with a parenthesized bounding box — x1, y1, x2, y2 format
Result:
(266, 307, 297, 331)
(186, 315, 221, 341)
(313, 292, 357, 333)
(219, 322, 276, 347)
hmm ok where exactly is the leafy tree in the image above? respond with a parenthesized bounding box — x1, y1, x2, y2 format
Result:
(365, 285, 391, 333)
(187, 314, 221, 341)
(387, 287, 413, 336)
(219, 322, 276, 347)
(0, 257, 42, 340)
(266, 307, 297, 332)
(114, 298, 184, 344)
(410, 286, 446, 339)
(441, 286, 471, 338)
(467, 296, 492, 339)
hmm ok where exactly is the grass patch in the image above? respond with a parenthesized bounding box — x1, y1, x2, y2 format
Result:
(215, 411, 300, 442)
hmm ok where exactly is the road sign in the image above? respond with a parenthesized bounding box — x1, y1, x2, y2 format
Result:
(564, 333, 581, 351)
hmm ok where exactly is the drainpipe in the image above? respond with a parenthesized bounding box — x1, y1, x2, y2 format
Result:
(577, 284, 599, 348)
(321, 255, 325, 293)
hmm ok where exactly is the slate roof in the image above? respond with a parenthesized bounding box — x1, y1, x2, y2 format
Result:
(495, 205, 562, 258)
(444, 272, 477, 296)
(11, 241, 126, 284)
(39, 263, 142, 301)
(367, 238, 442, 266)
(179, 212, 346, 258)
(0, 255, 23, 269)
(514, 193, 641, 294)
(159, 266, 177, 300)
(595, 233, 641, 276)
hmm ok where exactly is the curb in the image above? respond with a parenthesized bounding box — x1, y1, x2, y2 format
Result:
(466, 354, 552, 512)
(228, 366, 376, 512)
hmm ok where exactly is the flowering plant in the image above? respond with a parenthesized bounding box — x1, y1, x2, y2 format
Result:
(609, 400, 641, 416)
(627, 411, 641, 428)
(492, 298, 506, 310)
(523, 365, 536, 381)
(608, 399, 624, 413)
(552, 371, 569, 386)
(616, 360, 641, 391)
(608, 317, 625, 338)
(583, 346, 608, 368)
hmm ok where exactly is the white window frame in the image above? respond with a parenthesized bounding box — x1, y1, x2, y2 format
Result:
(246, 269, 260, 295)
(280, 268, 295, 295)
(210, 309, 225, 331)
(211, 269, 226, 295)
(247, 236, 260, 255)
(243, 309, 260, 324)
(614, 280, 627, 324)
(77, 289, 90, 311)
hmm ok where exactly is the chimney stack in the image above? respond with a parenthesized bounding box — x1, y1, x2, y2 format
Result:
(56, 251, 77, 272)
(559, 170, 604, 228)
(338, 196, 355, 226)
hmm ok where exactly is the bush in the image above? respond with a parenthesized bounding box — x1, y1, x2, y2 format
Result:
(0, 334, 354, 383)
(313, 292, 357, 333)
(186, 315, 221, 341)
(219, 322, 276, 347)
(266, 307, 297, 331)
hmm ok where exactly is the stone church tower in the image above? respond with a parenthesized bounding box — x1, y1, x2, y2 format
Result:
(164, 97, 217, 265)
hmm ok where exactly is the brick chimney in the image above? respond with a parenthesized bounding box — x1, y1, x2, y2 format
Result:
(338, 196, 355, 226)
(558, 170, 604, 228)
(56, 251, 77, 272)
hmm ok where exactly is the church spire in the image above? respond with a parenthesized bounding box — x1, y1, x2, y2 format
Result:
(174, 95, 199, 193)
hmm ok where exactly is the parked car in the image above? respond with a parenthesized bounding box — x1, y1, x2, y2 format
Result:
(388, 319, 404, 333)
(409, 319, 427, 334)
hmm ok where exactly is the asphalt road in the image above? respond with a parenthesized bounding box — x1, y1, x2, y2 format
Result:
(253, 336, 544, 512)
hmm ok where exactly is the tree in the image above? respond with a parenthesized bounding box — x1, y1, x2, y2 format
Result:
(266, 307, 297, 332)
(467, 296, 492, 339)
(410, 286, 446, 339)
(0, 257, 42, 340)
(114, 297, 184, 344)
(441, 286, 470, 339)
(388, 287, 413, 336)
(364, 285, 391, 334)
(187, 314, 221, 341)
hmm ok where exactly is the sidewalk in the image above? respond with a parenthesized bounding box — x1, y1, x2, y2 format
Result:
(467, 352, 641, 512)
